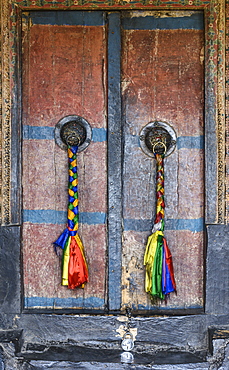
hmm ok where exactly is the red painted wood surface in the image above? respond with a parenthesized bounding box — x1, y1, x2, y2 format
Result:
(121, 28, 204, 309)
(22, 22, 107, 309)
(22, 11, 205, 311)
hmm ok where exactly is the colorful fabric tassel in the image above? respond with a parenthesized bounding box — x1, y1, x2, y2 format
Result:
(54, 145, 88, 289)
(144, 153, 176, 300)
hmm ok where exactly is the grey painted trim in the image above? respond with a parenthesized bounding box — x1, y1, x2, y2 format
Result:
(205, 224, 229, 314)
(0, 226, 21, 314)
(204, 46, 218, 223)
(107, 12, 122, 311)
(11, 12, 22, 225)
(205, 95, 218, 224)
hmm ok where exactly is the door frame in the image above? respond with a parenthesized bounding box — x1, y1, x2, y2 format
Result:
(0, 0, 228, 364)
(1, 1, 225, 225)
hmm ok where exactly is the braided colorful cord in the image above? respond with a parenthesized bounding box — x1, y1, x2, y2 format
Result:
(144, 153, 176, 299)
(54, 145, 88, 289)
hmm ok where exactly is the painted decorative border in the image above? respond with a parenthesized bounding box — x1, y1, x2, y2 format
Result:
(0, 0, 226, 224)
(5, 0, 224, 10)
(0, 0, 11, 225)
(226, 1, 229, 223)
(217, 0, 226, 224)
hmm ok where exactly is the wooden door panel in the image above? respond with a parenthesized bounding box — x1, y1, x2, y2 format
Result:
(22, 10, 205, 312)
(121, 12, 204, 310)
(22, 11, 107, 310)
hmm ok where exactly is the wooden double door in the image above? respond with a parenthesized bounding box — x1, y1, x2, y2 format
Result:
(22, 10, 204, 312)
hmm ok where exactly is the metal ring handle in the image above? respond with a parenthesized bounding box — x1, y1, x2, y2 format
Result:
(139, 121, 177, 158)
(152, 141, 167, 155)
(55, 115, 92, 152)
(66, 133, 81, 147)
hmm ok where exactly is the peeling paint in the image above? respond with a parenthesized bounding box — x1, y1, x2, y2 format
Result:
(121, 79, 132, 93)
(126, 11, 201, 18)
(117, 315, 128, 322)
(121, 16, 205, 311)
(200, 46, 204, 64)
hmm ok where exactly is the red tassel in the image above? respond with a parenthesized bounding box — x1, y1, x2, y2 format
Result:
(68, 238, 89, 289)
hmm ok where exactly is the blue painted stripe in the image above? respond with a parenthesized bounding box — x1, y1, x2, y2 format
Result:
(24, 296, 104, 309)
(124, 218, 204, 233)
(137, 303, 203, 311)
(137, 135, 203, 150)
(23, 209, 66, 224)
(177, 135, 204, 150)
(166, 218, 204, 232)
(24, 296, 202, 311)
(23, 209, 106, 225)
(92, 127, 107, 142)
(122, 12, 204, 30)
(23, 125, 203, 150)
(80, 211, 106, 225)
(23, 211, 204, 231)
(30, 11, 104, 26)
(23, 125, 107, 143)
(23, 125, 54, 140)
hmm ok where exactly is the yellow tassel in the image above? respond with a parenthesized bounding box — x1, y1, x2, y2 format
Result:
(144, 230, 163, 293)
(62, 237, 71, 286)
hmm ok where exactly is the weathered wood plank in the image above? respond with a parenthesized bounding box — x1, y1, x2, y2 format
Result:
(121, 15, 204, 310)
(22, 13, 107, 310)
(107, 12, 122, 311)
